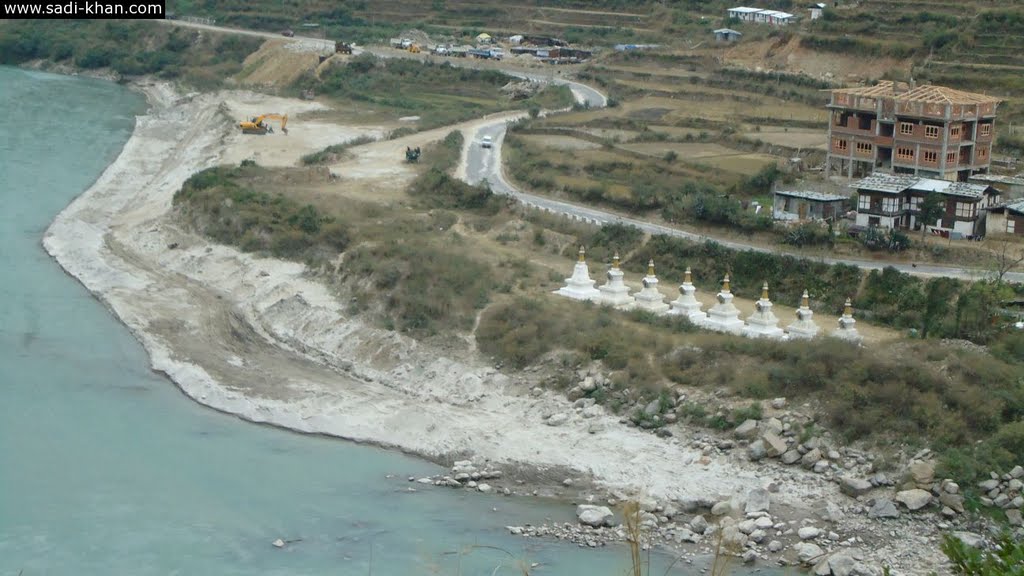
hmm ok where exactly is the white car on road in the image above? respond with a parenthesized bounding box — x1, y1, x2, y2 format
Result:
(481, 135, 493, 149)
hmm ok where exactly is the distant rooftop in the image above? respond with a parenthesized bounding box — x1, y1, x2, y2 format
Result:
(853, 174, 995, 199)
(775, 190, 847, 201)
(713, 28, 742, 35)
(831, 80, 1001, 106)
(989, 199, 1024, 214)
(969, 173, 1024, 186)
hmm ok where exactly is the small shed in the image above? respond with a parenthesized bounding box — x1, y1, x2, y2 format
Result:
(808, 3, 826, 19)
(773, 190, 847, 221)
(713, 28, 743, 43)
(475, 33, 492, 44)
(509, 34, 524, 45)
(985, 200, 1024, 236)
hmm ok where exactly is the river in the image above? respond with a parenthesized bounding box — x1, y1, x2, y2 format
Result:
(0, 66, 712, 575)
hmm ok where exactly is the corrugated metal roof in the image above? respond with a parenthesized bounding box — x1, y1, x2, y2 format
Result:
(852, 174, 919, 194)
(987, 199, 1024, 214)
(775, 190, 847, 201)
(854, 174, 993, 198)
(713, 28, 742, 34)
(728, 6, 763, 12)
(830, 80, 1001, 106)
(941, 182, 991, 199)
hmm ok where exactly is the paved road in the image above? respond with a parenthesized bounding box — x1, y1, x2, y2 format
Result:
(157, 18, 1019, 282)
(464, 125, 1022, 282)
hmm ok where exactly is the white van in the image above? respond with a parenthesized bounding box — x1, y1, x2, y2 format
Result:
(481, 135, 493, 148)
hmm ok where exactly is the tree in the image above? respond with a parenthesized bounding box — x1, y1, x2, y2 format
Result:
(921, 277, 959, 338)
(918, 194, 946, 239)
(940, 531, 1024, 575)
(990, 239, 1024, 284)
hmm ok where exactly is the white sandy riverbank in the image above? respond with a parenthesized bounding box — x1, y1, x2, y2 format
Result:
(42, 81, 947, 575)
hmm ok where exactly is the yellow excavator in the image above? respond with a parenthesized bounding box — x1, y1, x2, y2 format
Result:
(239, 114, 288, 135)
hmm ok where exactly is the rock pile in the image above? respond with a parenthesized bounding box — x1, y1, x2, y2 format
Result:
(977, 465, 1024, 527)
(410, 460, 511, 494)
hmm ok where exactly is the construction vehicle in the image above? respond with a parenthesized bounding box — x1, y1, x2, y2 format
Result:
(405, 146, 421, 163)
(408, 44, 421, 53)
(239, 114, 288, 135)
(335, 41, 353, 54)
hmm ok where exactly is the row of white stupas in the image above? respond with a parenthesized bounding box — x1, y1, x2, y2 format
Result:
(555, 247, 861, 342)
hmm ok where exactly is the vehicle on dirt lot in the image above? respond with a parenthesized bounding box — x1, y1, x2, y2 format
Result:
(281, 30, 294, 37)
(481, 135, 493, 148)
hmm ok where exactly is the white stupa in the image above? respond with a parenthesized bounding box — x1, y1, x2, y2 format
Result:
(597, 252, 635, 309)
(704, 274, 745, 334)
(633, 259, 670, 314)
(786, 290, 820, 339)
(832, 298, 862, 342)
(555, 246, 601, 301)
(669, 266, 705, 324)
(742, 282, 785, 339)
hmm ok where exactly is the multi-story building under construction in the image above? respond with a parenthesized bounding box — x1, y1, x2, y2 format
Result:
(826, 81, 1000, 181)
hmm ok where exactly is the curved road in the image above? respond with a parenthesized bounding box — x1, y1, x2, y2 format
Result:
(158, 18, 1019, 282)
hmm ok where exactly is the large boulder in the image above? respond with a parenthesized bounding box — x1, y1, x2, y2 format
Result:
(939, 492, 965, 513)
(798, 526, 821, 540)
(840, 477, 873, 498)
(801, 448, 823, 469)
(720, 524, 748, 549)
(895, 489, 932, 511)
(794, 542, 825, 565)
(576, 505, 615, 527)
(762, 431, 788, 457)
(735, 419, 759, 439)
(689, 515, 709, 534)
(747, 439, 767, 461)
(1006, 509, 1023, 526)
(953, 532, 985, 549)
(909, 461, 935, 486)
(868, 499, 900, 519)
(546, 413, 569, 426)
(826, 551, 859, 576)
(782, 450, 802, 465)
(746, 488, 771, 514)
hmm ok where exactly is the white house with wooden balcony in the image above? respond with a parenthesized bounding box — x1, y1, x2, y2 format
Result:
(852, 173, 1000, 238)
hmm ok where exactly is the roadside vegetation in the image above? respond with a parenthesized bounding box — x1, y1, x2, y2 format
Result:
(0, 20, 261, 88)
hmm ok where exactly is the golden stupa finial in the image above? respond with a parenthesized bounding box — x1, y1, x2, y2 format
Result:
(761, 281, 770, 300)
(578, 245, 586, 262)
(722, 274, 731, 292)
(612, 252, 620, 269)
(844, 297, 853, 317)
(647, 259, 655, 277)
(684, 266, 692, 284)
(801, 289, 810, 309)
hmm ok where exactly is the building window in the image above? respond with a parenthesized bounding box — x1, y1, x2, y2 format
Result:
(856, 141, 872, 154)
(980, 124, 992, 137)
(899, 122, 914, 135)
(858, 194, 871, 210)
(946, 152, 956, 164)
(882, 197, 899, 213)
(923, 150, 938, 163)
(955, 202, 974, 218)
(925, 125, 939, 138)
(834, 138, 848, 151)
(950, 125, 962, 138)
(979, 147, 988, 159)
(896, 147, 914, 160)
(910, 196, 922, 210)
(1009, 219, 1016, 234)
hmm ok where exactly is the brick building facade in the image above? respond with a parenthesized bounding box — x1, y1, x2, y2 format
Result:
(826, 81, 1000, 181)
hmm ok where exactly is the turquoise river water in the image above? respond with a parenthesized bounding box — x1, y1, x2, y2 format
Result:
(0, 66, 716, 575)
